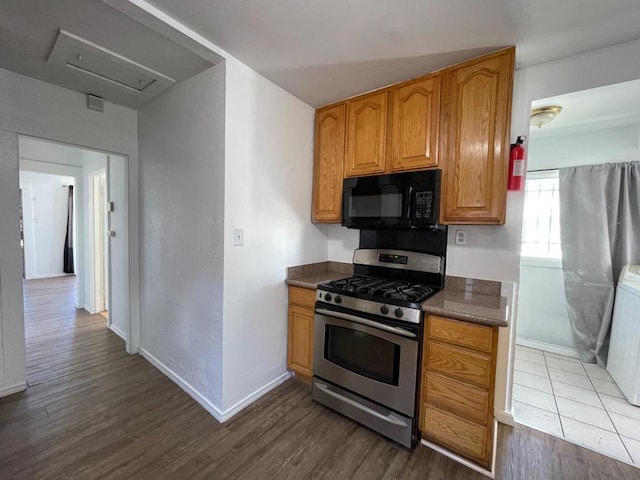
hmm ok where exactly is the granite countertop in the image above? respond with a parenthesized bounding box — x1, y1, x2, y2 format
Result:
(285, 261, 353, 289)
(423, 276, 509, 327)
(286, 265, 509, 327)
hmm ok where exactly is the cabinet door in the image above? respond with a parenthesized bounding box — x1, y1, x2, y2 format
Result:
(390, 74, 440, 172)
(440, 47, 514, 224)
(287, 305, 314, 380)
(312, 103, 346, 222)
(344, 90, 388, 177)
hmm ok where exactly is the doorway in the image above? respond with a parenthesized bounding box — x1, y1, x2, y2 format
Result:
(17, 135, 129, 385)
(513, 80, 640, 466)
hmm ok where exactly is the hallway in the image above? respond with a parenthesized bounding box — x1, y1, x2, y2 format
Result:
(23, 276, 121, 386)
(1, 278, 640, 479)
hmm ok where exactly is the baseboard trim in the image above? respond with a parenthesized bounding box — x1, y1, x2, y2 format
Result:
(220, 371, 292, 422)
(0, 381, 27, 398)
(138, 347, 292, 423)
(109, 324, 127, 341)
(30, 273, 76, 279)
(494, 408, 515, 427)
(139, 347, 225, 422)
(516, 338, 580, 359)
(421, 420, 496, 479)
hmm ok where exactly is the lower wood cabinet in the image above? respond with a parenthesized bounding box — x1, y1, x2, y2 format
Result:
(287, 286, 316, 382)
(420, 315, 499, 469)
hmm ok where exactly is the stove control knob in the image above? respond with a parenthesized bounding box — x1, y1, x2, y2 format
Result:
(394, 308, 404, 318)
(335, 295, 342, 304)
(325, 294, 332, 302)
(380, 305, 389, 315)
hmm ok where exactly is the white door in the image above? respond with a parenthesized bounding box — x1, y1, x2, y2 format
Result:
(20, 184, 36, 280)
(107, 155, 128, 340)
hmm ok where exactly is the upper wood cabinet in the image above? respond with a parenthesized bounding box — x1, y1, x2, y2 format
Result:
(310, 47, 515, 225)
(312, 103, 346, 223)
(344, 90, 389, 177)
(439, 47, 515, 225)
(390, 74, 441, 172)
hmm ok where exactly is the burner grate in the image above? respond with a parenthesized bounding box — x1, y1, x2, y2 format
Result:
(322, 276, 436, 304)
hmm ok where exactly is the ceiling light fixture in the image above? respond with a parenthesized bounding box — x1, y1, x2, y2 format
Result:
(531, 105, 563, 128)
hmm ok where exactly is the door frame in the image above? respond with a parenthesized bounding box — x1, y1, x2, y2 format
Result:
(88, 168, 108, 318)
(18, 183, 36, 280)
(16, 134, 134, 354)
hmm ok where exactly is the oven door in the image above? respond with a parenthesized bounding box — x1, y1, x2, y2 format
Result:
(314, 309, 418, 416)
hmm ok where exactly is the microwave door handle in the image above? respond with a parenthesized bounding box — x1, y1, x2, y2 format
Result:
(316, 308, 416, 338)
(405, 186, 413, 220)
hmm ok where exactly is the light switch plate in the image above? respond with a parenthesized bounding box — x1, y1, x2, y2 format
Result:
(234, 229, 244, 246)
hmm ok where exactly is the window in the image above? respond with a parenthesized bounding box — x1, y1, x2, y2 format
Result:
(521, 170, 561, 259)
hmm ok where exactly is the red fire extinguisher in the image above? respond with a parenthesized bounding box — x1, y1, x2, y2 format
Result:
(508, 135, 527, 191)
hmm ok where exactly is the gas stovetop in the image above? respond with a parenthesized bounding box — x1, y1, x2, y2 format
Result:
(320, 275, 436, 305)
(316, 275, 439, 324)
(315, 249, 444, 325)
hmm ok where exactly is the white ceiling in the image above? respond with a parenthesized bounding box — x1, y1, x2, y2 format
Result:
(145, 0, 640, 106)
(0, 0, 221, 109)
(530, 79, 640, 137)
(1, 0, 640, 109)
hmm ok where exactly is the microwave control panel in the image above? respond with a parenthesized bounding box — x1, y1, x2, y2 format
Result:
(414, 191, 434, 220)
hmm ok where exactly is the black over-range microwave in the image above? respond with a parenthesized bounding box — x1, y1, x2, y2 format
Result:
(342, 170, 441, 229)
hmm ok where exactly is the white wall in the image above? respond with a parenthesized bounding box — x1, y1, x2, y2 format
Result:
(19, 137, 84, 167)
(138, 64, 226, 411)
(222, 57, 329, 413)
(0, 67, 138, 396)
(529, 124, 640, 170)
(18, 171, 75, 279)
(327, 224, 359, 262)
(518, 260, 577, 351)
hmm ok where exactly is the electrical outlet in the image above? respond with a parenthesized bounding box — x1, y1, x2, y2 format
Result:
(234, 229, 244, 246)
(455, 229, 467, 245)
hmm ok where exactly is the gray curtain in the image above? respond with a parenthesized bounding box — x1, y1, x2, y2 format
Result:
(559, 162, 640, 366)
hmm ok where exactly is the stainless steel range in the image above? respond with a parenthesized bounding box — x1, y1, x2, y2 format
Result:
(312, 248, 444, 448)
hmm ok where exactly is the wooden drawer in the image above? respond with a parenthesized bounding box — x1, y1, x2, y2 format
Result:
(422, 405, 489, 466)
(427, 341, 492, 389)
(424, 373, 489, 425)
(288, 286, 316, 309)
(428, 315, 494, 353)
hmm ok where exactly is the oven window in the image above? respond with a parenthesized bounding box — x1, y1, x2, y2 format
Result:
(349, 188, 403, 218)
(324, 325, 400, 386)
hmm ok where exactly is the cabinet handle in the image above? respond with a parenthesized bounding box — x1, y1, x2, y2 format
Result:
(315, 380, 409, 427)
(316, 308, 416, 338)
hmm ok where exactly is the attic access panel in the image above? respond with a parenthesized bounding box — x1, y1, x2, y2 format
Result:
(47, 29, 174, 97)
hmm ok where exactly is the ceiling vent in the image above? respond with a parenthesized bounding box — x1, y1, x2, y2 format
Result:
(87, 94, 104, 112)
(47, 29, 175, 99)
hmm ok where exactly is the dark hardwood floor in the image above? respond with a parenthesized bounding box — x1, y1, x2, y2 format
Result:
(1, 277, 639, 479)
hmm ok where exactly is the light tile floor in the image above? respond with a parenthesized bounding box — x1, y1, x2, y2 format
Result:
(513, 345, 640, 466)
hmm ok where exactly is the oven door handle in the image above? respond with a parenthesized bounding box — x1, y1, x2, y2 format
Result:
(316, 308, 417, 338)
(315, 380, 409, 427)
